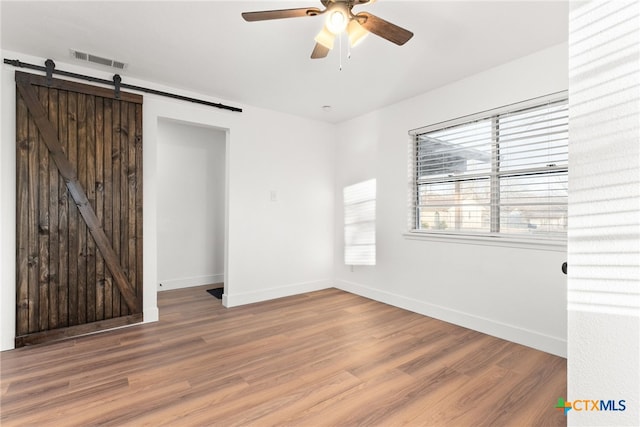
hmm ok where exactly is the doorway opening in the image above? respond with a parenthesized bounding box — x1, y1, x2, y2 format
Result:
(156, 119, 227, 297)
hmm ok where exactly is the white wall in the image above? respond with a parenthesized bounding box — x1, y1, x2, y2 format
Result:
(334, 43, 569, 357)
(157, 120, 226, 290)
(0, 44, 571, 356)
(568, 1, 640, 425)
(0, 50, 336, 350)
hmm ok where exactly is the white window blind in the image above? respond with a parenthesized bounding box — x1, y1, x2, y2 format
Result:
(410, 93, 568, 240)
(344, 179, 376, 265)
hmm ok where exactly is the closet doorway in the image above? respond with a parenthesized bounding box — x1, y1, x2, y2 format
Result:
(157, 119, 226, 295)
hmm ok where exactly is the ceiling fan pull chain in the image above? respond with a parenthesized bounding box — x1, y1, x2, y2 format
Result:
(339, 32, 343, 71)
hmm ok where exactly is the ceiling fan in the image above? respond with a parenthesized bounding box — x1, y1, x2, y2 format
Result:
(241, 0, 414, 59)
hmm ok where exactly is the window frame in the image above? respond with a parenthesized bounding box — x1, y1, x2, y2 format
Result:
(407, 91, 568, 249)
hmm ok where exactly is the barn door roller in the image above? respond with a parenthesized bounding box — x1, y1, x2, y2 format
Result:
(113, 74, 122, 99)
(44, 59, 55, 86)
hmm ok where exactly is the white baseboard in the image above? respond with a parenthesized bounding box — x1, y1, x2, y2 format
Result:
(158, 274, 224, 291)
(223, 279, 332, 308)
(1, 328, 15, 351)
(143, 306, 159, 323)
(335, 279, 567, 358)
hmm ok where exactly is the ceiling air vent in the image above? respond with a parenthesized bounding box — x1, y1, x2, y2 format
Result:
(69, 49, 128, 70)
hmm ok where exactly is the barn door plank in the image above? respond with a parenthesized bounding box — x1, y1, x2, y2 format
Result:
(86, 93, 98, 324)
(111, 100, 122, 318)
(119, 101, 129, 316)
(126, 102, 137, 315)
(37, 85, 50, 332)
(27, 86, 39, 334)
(103, 98, 114, 319)
(47, 88, 60, 330)
(76, 92, 88, 325)
(67, 90, 79, 327)
(135, 103, 143, 312)
(95, 97, 105, 321)
(16, 90, 30, 336)
(15, 79, 139, 313)
(56, 89, 69, 329)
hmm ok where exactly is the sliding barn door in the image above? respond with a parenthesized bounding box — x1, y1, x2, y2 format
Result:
(15, 71, 143, 347)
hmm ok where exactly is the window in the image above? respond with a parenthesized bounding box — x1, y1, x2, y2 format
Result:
(344, 179, 376, 265)
(409, 93, 568, 241)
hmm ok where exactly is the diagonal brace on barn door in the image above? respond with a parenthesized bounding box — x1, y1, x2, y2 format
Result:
(16, 75, 139, 312)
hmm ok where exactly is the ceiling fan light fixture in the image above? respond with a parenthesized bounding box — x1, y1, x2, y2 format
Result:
(315, 26, 336, 49)
(347, 19, 369, 47)
(325, 5, 349, 34)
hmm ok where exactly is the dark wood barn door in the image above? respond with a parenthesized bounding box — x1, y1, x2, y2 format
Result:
(15, 71, 143, 347)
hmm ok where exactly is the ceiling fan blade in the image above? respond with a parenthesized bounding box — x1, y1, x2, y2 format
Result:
(357, 12, 413, 45)
(311, 43, 330, 59)
(242, 7, 322, 22)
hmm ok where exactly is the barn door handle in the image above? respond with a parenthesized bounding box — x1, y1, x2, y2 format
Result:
(562, 262, 567, 275)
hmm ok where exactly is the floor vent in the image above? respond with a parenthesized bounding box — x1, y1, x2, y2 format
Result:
(69, 49, 128, 70)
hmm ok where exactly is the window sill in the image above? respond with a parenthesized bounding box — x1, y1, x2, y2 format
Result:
(403, 231, 567, 252)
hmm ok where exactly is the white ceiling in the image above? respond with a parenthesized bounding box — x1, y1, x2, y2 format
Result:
(1, 1, 569, 123)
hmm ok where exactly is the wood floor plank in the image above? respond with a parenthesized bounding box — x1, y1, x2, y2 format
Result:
(374, 367, 473, 426)
(284, 368, 417, 426)
(0, 285, 566, 426)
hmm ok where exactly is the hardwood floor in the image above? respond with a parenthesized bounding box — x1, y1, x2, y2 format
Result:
(0, 286, 566, 426)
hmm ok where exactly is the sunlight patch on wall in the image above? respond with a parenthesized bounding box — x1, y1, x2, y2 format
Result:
(568, 0, 640, 316)
(344, 179, 376, 266)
